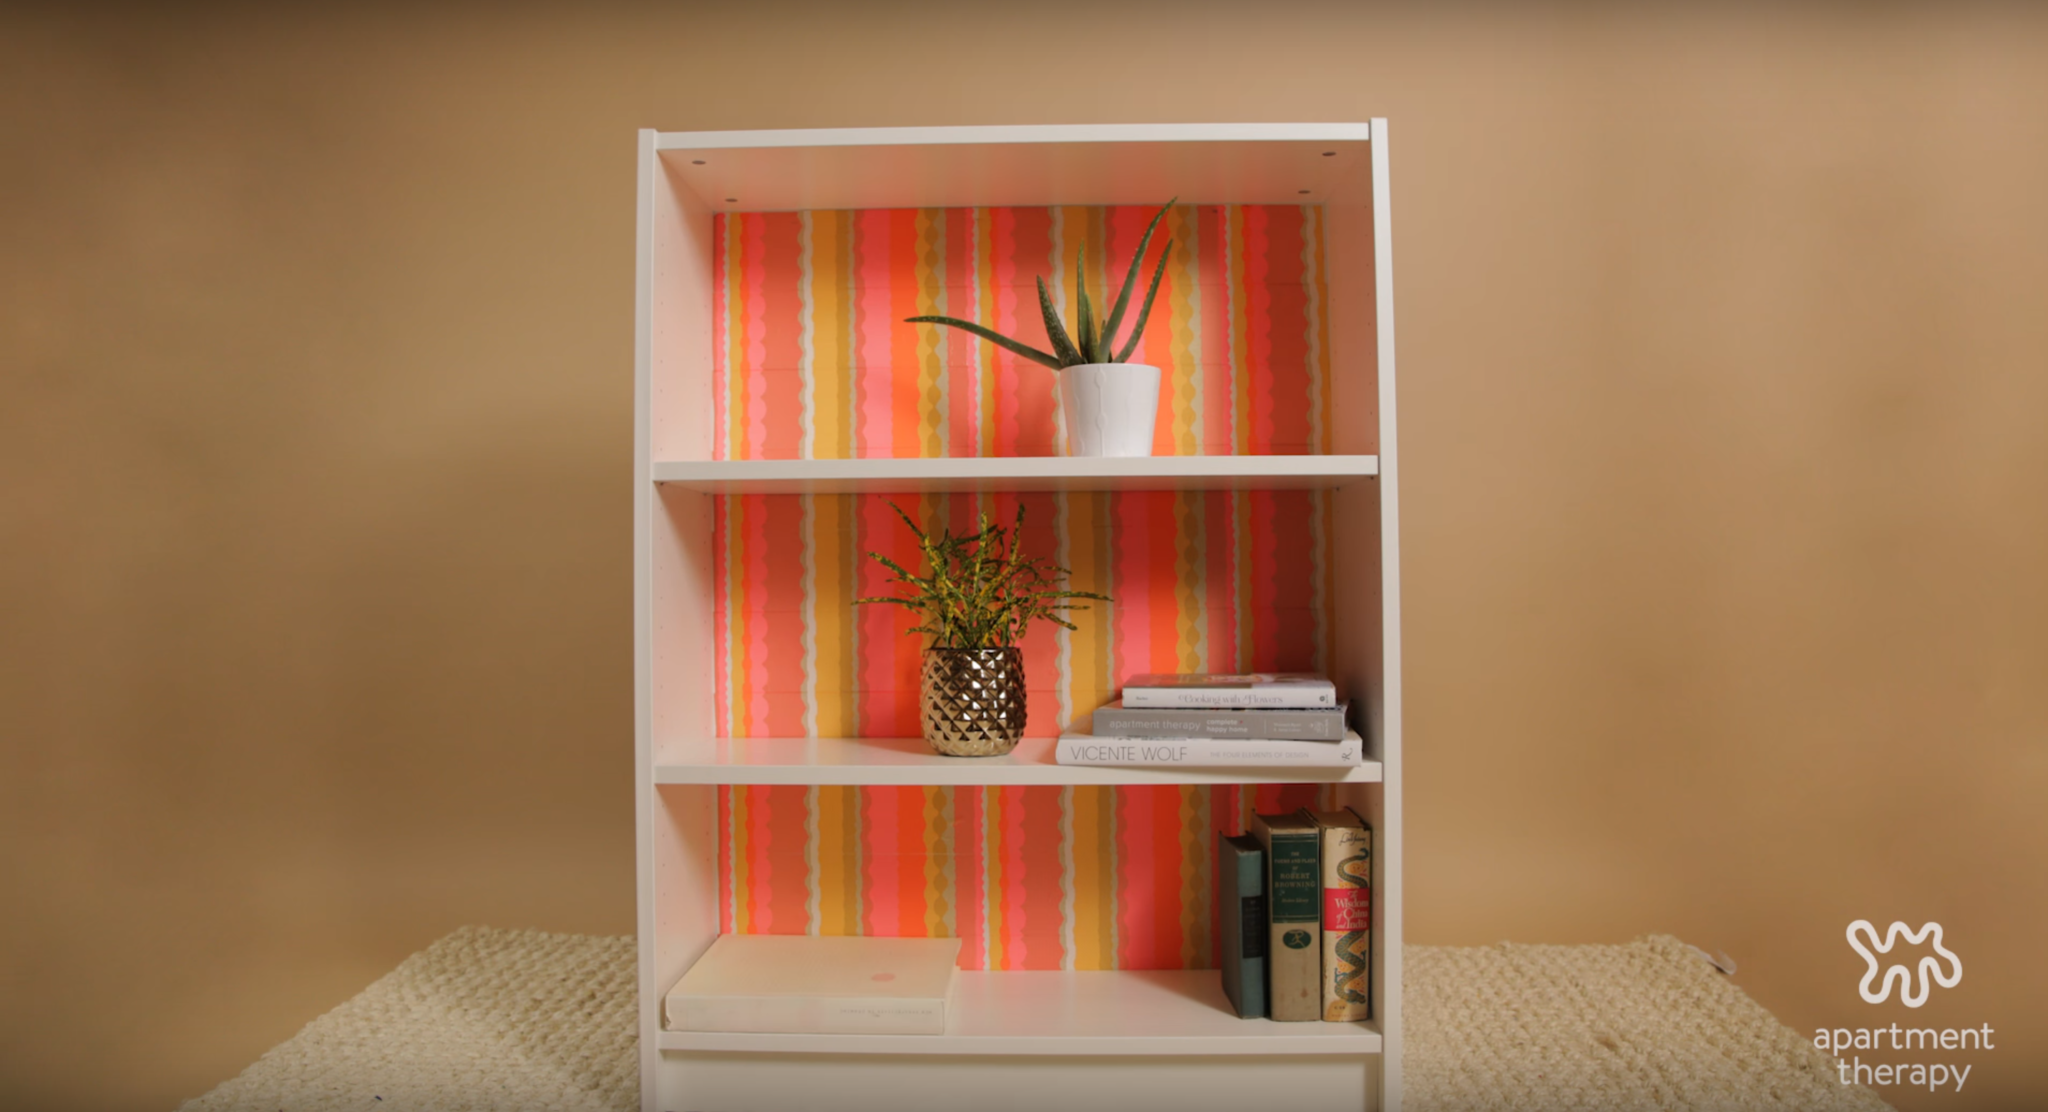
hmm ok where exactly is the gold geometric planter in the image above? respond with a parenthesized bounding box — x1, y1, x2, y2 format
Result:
(918, 647, 1027, 757)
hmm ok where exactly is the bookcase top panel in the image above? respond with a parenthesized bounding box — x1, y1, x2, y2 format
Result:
(653, 123, 1373, 212)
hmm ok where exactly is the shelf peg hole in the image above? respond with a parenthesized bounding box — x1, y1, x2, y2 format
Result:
(692, 159, 706, 165)
(1323, 151, 1336, 157)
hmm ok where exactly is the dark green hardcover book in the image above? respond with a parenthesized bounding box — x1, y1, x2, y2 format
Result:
(1216, 832, 1267, 1018)
(1249, 808, 1322, 1021)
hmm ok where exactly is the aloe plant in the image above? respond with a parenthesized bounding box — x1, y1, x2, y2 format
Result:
(905, 200, 1175, 369)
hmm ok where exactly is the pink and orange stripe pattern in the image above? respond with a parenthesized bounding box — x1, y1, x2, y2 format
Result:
(719, 783, 1336, 972)
(712, 204, 1331, 459)
(709, 204, 1339, 972)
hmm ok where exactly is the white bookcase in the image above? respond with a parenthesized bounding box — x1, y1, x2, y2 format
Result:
(633, 123, 1403, 1112)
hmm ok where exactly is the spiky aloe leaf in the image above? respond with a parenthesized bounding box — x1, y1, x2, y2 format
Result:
(1100, 198, 1175, 356)
(903, 315, 1064, 370)
(1115, 237, 1173, 363)
(1075, 245, 1100, 363)
(1036, 277, 1083, 366)
(903, 200, 1175, 372)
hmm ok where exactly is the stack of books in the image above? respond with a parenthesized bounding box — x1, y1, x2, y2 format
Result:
(1055, 672, 1361, 769)
(1219, 807, 1373, 1022)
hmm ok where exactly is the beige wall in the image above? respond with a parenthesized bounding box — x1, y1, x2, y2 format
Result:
(3, 4, 2043, 1110)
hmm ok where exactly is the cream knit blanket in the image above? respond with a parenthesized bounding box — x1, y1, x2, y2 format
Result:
(182, 927, 1888, 1112)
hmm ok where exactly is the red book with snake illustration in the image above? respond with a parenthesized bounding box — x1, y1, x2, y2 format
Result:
(1310, 808, 1372, 1022)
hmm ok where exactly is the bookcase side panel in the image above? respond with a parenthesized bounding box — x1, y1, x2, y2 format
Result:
(651, 485, 713, 741)
(1326, 120, 1402, 1112)
(651, 784, 719, 1034)
(634, 129, 660, 1112)
(647, 484, 718, 1099)
(650, 153, 715, 462)
(1369, 115, 1403, 1112)
(1339, 776, 1397, 1100)
(1333, 481, 1397, 1108)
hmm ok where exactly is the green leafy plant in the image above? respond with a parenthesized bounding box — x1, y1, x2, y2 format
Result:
(905, 200, 1176, 369)
(855, 502, 1110, 649)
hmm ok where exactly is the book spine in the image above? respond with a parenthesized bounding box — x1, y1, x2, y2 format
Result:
(1122, 686, 1336, 709)
(1092, 706, 1347, 740)
(1318, 824, 1372, 1022)
(1265, 829, 1322, 1021)
(1216, 833, 1267, 1018)
(1057, 736, 1362, 767)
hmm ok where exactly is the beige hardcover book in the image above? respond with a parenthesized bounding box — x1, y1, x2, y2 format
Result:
(663, 934, 962, 1035)
(1310, 808, 1372, 1021)
(1249, 809, 1322, 1021)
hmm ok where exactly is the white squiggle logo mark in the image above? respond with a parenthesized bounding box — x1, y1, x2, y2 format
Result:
(1847, 920, 1961, 1008)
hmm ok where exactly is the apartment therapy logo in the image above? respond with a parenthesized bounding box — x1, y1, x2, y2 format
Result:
(1848, 920, 1961, 1007)
(1819, 920, 1988, 1096)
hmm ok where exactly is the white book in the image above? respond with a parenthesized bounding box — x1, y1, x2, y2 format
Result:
(1121, 672, 1337, 709)
(1056, 732, 1363, 767)
(664, 934, 961, 1035)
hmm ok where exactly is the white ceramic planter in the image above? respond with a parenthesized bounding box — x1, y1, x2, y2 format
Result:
(1059, 363, 1162, 457)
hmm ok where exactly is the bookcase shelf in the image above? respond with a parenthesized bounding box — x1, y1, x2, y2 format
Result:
(658, 970, 1381, 1056)
(653, 122, 1373, 212)
(635, 121, 1404, 1112)
(653, 455, 1379, 495)
(653, 734, 1381, 786)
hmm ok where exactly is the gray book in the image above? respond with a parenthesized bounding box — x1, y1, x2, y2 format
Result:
(1092, 700, 1348, 741)
(1217, 832, 1268, 1019)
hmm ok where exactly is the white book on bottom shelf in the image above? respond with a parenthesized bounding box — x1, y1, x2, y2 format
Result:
(664, 934, 962, 1036)
(1056, 732, 1364, 768)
